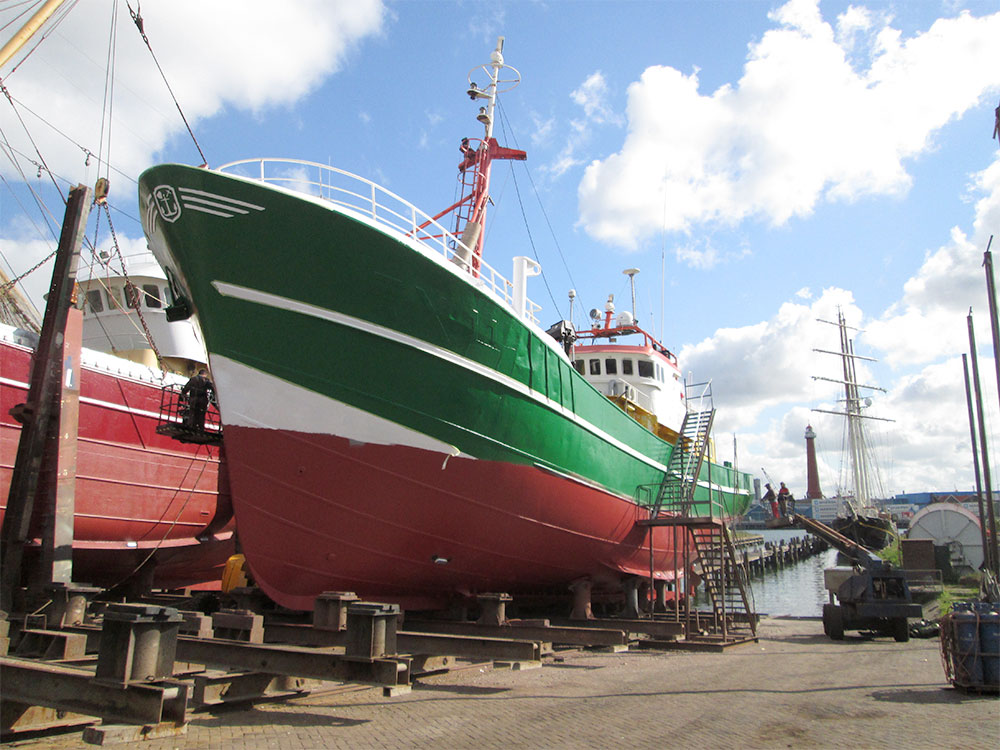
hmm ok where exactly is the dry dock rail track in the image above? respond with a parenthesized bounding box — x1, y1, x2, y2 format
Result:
(6, 616, 995, 750)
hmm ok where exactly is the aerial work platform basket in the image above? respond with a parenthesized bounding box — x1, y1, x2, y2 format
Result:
(156, 383, 223, 445)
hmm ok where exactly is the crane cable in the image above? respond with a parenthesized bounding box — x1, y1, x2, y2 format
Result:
(126, 1, 207, 166)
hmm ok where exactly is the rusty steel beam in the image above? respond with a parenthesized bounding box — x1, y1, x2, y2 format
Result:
(0, 656, 188, 726)
(404, 619, 628, 648)
(398, 632, 540, 661)
(191, 671, 316, 707)
(174, 636, 410, 688)
(264, 622, 541, 661)
(548, 617, 684, 640)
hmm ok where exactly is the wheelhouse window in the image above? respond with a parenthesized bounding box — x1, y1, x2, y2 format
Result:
(105, 286, 121, 309)
(142, 284, 162, 309)
(572, 359, 585, 375)
(589, 359, 601, 375)
(85, 289, 104, 314)
(638, 360, 654, 378)
(605, 358, 617, 375)
(622, 359, 633, 375)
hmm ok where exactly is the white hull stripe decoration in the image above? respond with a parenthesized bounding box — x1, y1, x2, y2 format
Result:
(178, 187, 265, 218)
(211, 280, 668, 474)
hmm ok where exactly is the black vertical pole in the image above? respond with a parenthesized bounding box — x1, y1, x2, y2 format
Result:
(1, 185, 92, 613)
(984, 239, 999, 414)
(963, 353, 991, 573)
(968, 310, 1000, 577)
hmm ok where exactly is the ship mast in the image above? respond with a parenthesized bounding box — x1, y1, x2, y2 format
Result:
(812, 310, 894, 514)
(0, 0, 66, 70)
(452, 37, 526, 268)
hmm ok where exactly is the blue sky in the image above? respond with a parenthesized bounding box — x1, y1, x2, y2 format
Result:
(2, 0, 999, 498)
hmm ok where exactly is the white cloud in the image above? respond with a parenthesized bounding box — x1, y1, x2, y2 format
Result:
(578, 0, 1000, 248)
(671, 236, 750, 270)
(570, 72, 622, 126)
(864, 155, 1000, 366)
(0, 1, 385, 183)
(680, 287, 859, 430)
(687, 282, 996, 495)
(542, 71, 622, 181)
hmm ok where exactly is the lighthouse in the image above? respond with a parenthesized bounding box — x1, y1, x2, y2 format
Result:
(805, 425, 823, 500)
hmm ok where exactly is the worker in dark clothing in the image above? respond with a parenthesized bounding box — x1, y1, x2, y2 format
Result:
(762, 484, 779, 519)
(181, 368, 214, 430)
(778, 482, 791, 517)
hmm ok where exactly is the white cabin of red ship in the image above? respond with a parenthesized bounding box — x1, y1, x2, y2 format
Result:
(572, 308, 686, 432)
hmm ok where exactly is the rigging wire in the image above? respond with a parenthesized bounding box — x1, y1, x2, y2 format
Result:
(0, 0, 80, 79)
(1, 90, 137, 186)
(1, 4, 162, 364)
(0, 2, 39, 36)
(126, 1, 207, 166)
(496, 99, 578, 318)
(96, 0, 117, 186)
(1, 80, 65, 203)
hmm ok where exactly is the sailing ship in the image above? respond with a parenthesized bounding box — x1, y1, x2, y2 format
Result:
(138, 38, 754, 611)
(811, 310, 894, 550)
(0, 253, 235, 590)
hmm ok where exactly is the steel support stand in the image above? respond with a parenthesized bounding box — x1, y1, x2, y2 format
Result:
(568, 578, 593, 620)
(476, 593, 512, 626)
(95, 603, 184, 685)
(345, 602, 399, 659)
(313, 591, 359, 631)
(623, 577, 640, 619)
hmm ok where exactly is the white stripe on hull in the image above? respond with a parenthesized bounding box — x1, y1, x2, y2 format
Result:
(210, 354, 463, 455)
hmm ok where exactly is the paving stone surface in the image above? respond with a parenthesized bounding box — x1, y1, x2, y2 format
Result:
(6, 616, 998, 749)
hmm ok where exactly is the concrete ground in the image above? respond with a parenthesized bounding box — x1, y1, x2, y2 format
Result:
(7, 616, 998, 749)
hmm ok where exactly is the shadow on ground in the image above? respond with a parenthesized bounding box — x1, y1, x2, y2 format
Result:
(871, 687, 1000, 705)
(194, 707, 370, 729)
(412, 682, 511, 696)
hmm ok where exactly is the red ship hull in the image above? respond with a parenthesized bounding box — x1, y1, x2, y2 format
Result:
(1, 336, 234, 590)
(225, 426, 693, 611)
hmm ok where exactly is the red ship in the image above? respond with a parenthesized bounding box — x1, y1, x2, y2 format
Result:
(1, 258, 235, 591)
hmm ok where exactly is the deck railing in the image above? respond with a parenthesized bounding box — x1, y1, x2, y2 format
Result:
(216, 158, 539, 324)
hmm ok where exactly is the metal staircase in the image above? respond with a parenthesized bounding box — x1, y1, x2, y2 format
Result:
(689, 522, 757, 640)
(639, 382, 757, 643)
(649, 400, 714, 519)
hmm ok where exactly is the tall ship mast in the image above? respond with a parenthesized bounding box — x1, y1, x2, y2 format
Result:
(811, 309, 894, 548)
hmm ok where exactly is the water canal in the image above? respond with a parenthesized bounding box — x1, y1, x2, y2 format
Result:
(694, 529, 839, 617)
(747, 529, 839, 617)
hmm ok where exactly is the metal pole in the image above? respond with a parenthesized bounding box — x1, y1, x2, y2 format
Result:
(963, 353, 991, 573)
(983, 239, 999, 414)
(968, 310, 1000, 576)
(0, 0, 66, 70)
(1, 185, 92, 612)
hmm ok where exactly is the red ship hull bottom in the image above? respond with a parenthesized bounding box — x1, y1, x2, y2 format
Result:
(225, 426, 693, 612)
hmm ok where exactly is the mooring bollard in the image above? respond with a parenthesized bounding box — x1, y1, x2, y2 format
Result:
(95, 603, 184, 685)
(346, 602, 399, 659)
